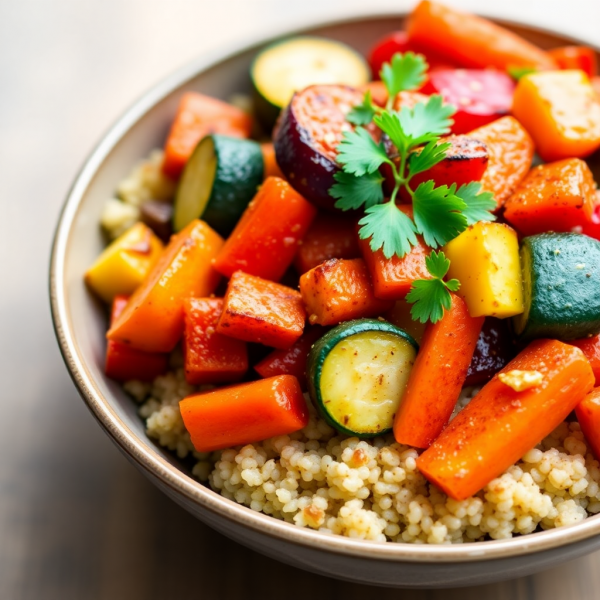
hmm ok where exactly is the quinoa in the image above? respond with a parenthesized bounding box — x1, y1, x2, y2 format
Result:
(133, 368, 600, 544)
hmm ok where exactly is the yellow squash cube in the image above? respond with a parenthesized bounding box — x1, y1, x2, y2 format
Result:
(85, 222, 164, 303)
(444, 222, 524, 318)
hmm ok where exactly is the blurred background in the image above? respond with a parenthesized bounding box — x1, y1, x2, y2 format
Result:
(1, 0, 599, 598)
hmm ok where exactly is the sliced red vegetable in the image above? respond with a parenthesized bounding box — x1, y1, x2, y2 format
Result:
(417, 339, 595, 500)
(579, 192, 600, 240)
(420, 69, 515, 134)
(575, 388, 600, 460)
(393, 294, 484, 449)
(294, 212, 361, 275)
(571, 334, 600, 385)
(162, 92, 252, 179)
(105, 295, 168, 382)
(180, 375, 310, 452)
(548, 46, 598, 78)
(217, 271, 306, 349)
(183, 298, 248, 385)
(213, 176, 317, 281)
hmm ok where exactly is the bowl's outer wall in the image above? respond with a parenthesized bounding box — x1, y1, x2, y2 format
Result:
(52, 13, 600, 588)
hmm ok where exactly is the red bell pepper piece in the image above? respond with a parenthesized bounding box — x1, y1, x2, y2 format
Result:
(578, 191, 600, 241)
(576, 388, 600, 461)
(571, 334, 600, 386)
(549, 46, 598, 78)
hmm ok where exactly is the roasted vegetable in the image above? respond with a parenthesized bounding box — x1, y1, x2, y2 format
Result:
(260, 142, 285, 179)
(571, 334, 600, 385)
(140, 201, 173, 243)
(548, 46, 598, 78)
(575, 388, 600, 460)
(383, 300, 427, 344)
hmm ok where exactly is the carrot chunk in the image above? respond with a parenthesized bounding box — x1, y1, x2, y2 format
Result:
(107, 220, 223, 353)
(406, 1, 557, 71)
(504, 158, 596, 236)
(213, 177, 317, 281)
(575, 388, 600, 461)
(162, 92, 252, 179)
(467, 116, 534, 208)
(300, 258, 393, 326)
(260, 142, 285, 180)
(417, 340, 595, 500)
(217, 271, 306, 349)
(571, 335, 600, 385)
(548, 46, 598, 78)
(393, 294, 484, 449)
(180, 375, 309, 452)
(104, 295, 168, 382)
(183, 298, 248, 385)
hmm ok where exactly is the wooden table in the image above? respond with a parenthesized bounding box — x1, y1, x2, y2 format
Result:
(1, 1, 599, 597)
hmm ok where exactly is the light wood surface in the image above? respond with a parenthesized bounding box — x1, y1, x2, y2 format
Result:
(1, 1, 600, 598)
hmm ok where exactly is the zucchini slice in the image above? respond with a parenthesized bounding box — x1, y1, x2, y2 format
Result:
(251, 36, 370, 130)
(173, 134, 263, 235)
(514, 233, 600, 341)
(307, 319, 418, 438)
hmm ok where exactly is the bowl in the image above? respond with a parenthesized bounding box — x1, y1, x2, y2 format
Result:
(50, 11, 600, 589)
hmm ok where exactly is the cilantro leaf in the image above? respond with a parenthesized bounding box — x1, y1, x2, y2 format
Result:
(412, 181, 467, 248)
(445, 278, 461, 292)
(381, 52, 428, 99)
(424, 249, 451, 279)
(347, 91, 377, 126)
(358, 202, 418, 259)
(406, 279, 452, 324)
(507, 65, 537, 81)
(329, 171, 384, 211)
(408, 140, 451, 178)
(455, 182, 497, 225)
(374, 111, 410, 156)
(336, 127, 389, 176)
(399, 95, 456, 146)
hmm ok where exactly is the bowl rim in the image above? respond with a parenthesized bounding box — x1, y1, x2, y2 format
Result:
(50, 8, 600, 563)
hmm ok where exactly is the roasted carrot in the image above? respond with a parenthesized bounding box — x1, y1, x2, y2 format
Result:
(512, 70, 600, 162)
(294, 212, 361, 275)
(260, 142, 285, 180)
(183, 298, 248, 385)
(180, 375, 310, 452)
(104, 295, 168, 382)
(417, 339, 595, 500)
(299, 258, 393, 326)
(162, 92, 252, 179)
(217, 271, 306, 349)
(467, 116, 534, 208)
(107, 220, 223, 353)
(571, 335, 600, 385)
(575, 388, 600, 460)
(393, 294, 484, 449)
(213, 176, 317, 281)
(504, 158, 596, 236)
(548, 46, 598, 78)
(383, 300, 427, 345)
(406, 1, 557, 71)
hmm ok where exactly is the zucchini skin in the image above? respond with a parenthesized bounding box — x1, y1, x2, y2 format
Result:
(515, 233, 600, 341)
(307, 319, 418, 438)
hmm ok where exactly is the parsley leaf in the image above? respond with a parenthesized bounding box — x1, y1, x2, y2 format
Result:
(358, 202, 418, 259)
(412, 181, 467, 248)
(336, 127, 390, 176)
(373, 111, 410, 156)
(425, 249, 451, 279)
(399, 95, 456, 146)
(381, 52, 428, 99)
(455, 182, 497, 225)
(347, 91, 377, 126)
(408, 140, 452, 177)
(507, 65, 537, 81)
(330, 171, 384, 211)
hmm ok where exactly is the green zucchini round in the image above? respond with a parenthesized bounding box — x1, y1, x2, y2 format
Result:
(251, 36, 370, 131)
(173, 134, 264, 235)
(307, 319, 418, 438)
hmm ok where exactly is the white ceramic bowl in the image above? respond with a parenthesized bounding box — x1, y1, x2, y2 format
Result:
(50, 12, 600, 588)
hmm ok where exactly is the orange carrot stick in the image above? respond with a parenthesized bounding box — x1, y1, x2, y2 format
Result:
(260, 142, 285, 180)
(575, 388, 600, 460)
(417, 340, 595, 500)
(180, 375, 309, 452)
(393, 294, 484, 448)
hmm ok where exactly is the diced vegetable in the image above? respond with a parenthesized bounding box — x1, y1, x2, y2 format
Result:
(467, 116, 534, 208)
(307, 319, 418, 437)
(107, 220, 223, 353)
(512, 70, 600, 162)
(421, 69, 515, 134)
(173, 134, 264, 235)
(162, 92, 252, 179)
(579, 192, 600, 241)
(417, 339, 595, 500)
(504, 159, 596, 236)
(85, 222, 164, 303)
(180, 375, 309, 452)
(514, 233, 600, 341)
(548, 46, 598, 78)
(406, 1, 557, 71)
(300, 258, 393, 326)
(393, 294, 483, 448)
(182, 298, 248, 385)
(444, 222, 524, 318)
(104, 295, 168, 382)
(254, 326, 326, 390)
(571, 335, 600, 385)
(465, 318, 516, 386)
(575, 388, 600, 460)
(383, 300, 427, 344)
(213, 176, 316, 281)
(140, 201, 173, 243)
(251, 37, 369, 130)
(217, 271, 306, 349)
(260, 142, 285, 179)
